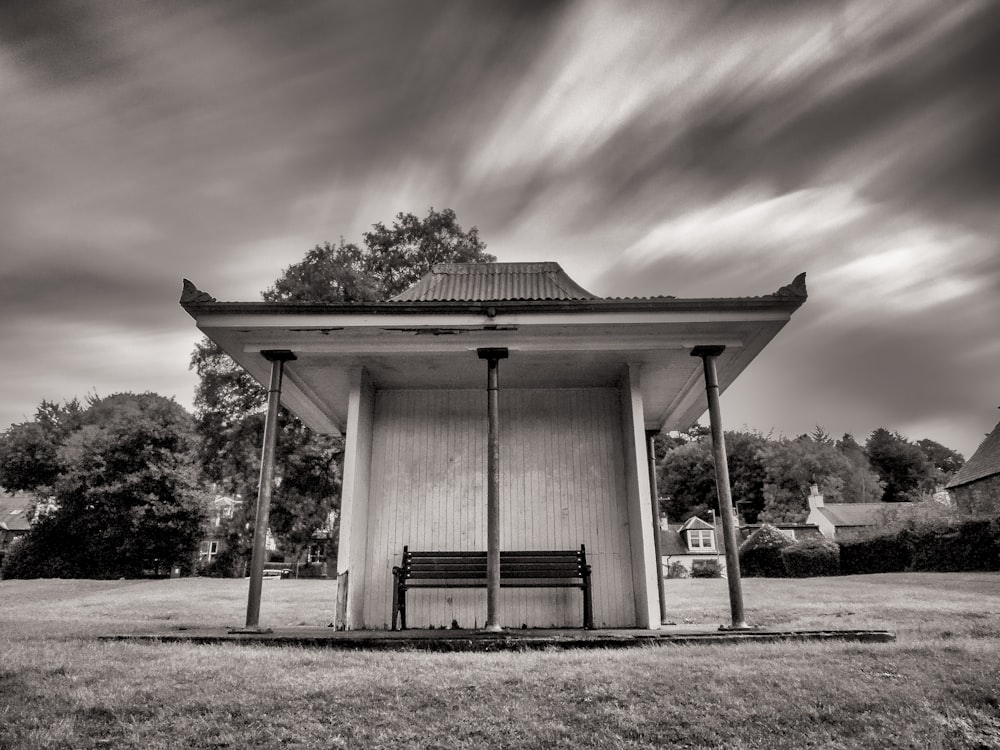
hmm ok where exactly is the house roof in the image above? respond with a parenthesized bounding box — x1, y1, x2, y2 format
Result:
(390, 262, 600, 302)
(814, 502, 941, 528)
(660, 521, 727, 556)
(0, 491, 34, 532)
(179, 263, 807, 436)
(946, 419, 1000, 489)
(679, 516, 714, 531)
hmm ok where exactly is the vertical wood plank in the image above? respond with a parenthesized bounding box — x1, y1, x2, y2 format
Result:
(362, 387, 638, 629)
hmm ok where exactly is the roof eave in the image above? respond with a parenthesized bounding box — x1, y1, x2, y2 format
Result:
(179, 273, 808, 319)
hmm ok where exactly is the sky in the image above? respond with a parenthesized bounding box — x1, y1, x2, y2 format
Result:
(2, 0, 998, 458)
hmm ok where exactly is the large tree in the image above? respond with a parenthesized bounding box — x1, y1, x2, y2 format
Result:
(865, 428, 937, 502)
(0, 399, 82, 495)
(757, 435, 883, 523)
(191, 207, 494, 569)
(915, 438, 965, 485)
(656, 429, 769, 524)
(657, 428, 885, 526)
(1, 393, 207, 579)
(263, 208, 493, 303)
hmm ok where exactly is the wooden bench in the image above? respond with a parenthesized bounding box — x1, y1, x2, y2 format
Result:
(391, 545, 594, 630)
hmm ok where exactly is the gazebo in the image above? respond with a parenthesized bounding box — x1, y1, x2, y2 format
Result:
(181, 262, 806, 632)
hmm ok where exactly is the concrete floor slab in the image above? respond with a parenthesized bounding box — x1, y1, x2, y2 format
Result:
(101, 626, 895, 651)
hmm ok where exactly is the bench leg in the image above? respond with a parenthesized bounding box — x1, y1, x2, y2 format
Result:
(583, 574, 594, 629)
(391, 574, 401, 631)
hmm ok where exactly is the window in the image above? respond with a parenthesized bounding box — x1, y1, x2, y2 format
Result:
(199, 540, 219, 562)
(307, 544, 326, 564)
(687, 529, 715, 550)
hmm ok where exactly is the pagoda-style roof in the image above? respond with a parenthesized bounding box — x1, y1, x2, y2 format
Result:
(390, 262, 599, 302)
(180, 262, 806, 436)
(947, 420, 1000, 489)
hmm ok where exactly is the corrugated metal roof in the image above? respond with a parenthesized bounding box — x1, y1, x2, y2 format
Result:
(390, 262, 600, 302)
(946, 419, 1000, 488)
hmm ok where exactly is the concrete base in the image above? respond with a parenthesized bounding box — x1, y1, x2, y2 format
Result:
(227, 627, 274, 635)
(103, 626, 895, 652)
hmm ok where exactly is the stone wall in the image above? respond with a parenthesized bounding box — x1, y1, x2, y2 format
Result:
(951, 474, 1000, 516)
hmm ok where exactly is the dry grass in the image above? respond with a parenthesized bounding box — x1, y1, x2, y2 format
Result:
(2, 574, 999, 749)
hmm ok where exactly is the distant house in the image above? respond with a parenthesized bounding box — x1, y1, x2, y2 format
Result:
(660, 516, 727, 577)
(945, 419, 1000, 516)
(199, 494, 243, 566)
(0, 491, 35, 566)
(805, 485, 947, 539)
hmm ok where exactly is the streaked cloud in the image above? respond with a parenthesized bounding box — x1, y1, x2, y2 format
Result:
(0, 0, 997, 456)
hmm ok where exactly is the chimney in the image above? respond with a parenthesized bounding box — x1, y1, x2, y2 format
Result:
(808, 484, 824, 511)
(659, 514, 669, 530)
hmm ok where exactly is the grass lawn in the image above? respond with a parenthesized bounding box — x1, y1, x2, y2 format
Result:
(2, 574, 999, 749)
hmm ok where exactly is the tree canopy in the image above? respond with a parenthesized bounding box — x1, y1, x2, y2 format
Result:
(190, 207, 494, 570)
(263, 208, 494, 303)
(865, 428, 938, 502)
(1, 393, 206, 579)
(655, 424, 958, 525)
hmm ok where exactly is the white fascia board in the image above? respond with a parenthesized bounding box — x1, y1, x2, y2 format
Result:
(238, 335, 749, 355)
(191, 308, 792, 331)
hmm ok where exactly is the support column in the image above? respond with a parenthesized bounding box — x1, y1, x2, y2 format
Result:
(241, 349, 296, 632)
(690, 346, 751, 630)
(335, 368, 375, 631)
(646, 431, 669, 625)
(477, 347, 508, 632)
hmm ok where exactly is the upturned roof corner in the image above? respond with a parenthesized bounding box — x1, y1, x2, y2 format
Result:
(774, 272, 807, 299)
(180, 279, 217, 305)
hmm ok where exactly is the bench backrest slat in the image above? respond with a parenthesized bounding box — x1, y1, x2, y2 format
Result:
(398, 547, 588, 582)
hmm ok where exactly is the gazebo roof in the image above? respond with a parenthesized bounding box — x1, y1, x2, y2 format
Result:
(390, 262, 599, 302)
(180, 263, 807, 436)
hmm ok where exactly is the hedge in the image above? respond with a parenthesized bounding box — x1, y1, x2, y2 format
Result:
(781, 538, 840, 577)
(838, 515, 1000, 575)
(839, 534, 912, 575)
(909, 518, 1000, 572)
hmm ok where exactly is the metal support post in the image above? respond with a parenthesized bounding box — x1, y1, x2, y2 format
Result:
(242, 349, 296, 632)
(478, 347, 508, 632)
(691, 345, 751, 630)
(646, 431, 669, 624)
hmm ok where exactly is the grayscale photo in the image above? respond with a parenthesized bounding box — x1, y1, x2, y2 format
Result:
(2, 2, 998, 748)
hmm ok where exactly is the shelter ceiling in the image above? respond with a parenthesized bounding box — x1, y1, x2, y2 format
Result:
(201, 314, 789, 436)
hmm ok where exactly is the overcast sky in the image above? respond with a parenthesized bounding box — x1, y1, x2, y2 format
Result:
(2, 1, 998, 457)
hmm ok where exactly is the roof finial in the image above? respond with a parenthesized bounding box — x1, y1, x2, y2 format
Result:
(180, 279, 217, 304)
(775, 272, 807, 299)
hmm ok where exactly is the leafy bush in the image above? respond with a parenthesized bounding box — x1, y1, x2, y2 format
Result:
(738, 524, 793, 577)
(690, 559, 723, 578)
(666, 561, 688, 579)
(0, 517, 81, 579)
(295, 562, 327, 579)
(196, 554, 240, 578)
(781, 539, 840, 577)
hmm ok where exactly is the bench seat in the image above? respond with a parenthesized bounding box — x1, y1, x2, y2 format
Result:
(391, 546, 593, 630)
